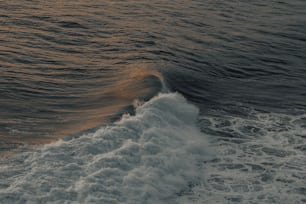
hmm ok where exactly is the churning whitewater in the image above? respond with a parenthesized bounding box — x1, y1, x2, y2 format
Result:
(0, 93, 211, 203)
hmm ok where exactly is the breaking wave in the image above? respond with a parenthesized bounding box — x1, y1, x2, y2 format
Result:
(0, 93, 211, 204)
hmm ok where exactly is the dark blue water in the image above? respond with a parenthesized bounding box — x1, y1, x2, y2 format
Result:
(1, 0, 306, 203)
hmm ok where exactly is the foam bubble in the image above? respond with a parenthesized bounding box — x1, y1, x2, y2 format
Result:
(0, 93, 211, 204)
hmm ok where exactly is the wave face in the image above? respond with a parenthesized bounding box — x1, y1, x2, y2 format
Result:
(0, 93, 211, 203)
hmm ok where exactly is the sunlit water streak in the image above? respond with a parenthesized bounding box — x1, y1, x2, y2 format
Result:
(0, 0, 306, 203)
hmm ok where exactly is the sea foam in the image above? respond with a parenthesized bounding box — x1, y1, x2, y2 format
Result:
(0, 93, 211, 204)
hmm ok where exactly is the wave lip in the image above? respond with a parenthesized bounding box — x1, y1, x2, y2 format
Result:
(0, 93, 211, 204)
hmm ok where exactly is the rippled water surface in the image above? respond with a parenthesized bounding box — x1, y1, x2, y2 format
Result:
(1, 0, 306, 203)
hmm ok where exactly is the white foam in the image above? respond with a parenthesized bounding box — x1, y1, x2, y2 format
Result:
(190, 111, 306, 204)
(0, 93, 211, 204)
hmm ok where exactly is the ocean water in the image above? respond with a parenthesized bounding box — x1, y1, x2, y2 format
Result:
(1, 0, 306, 203)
